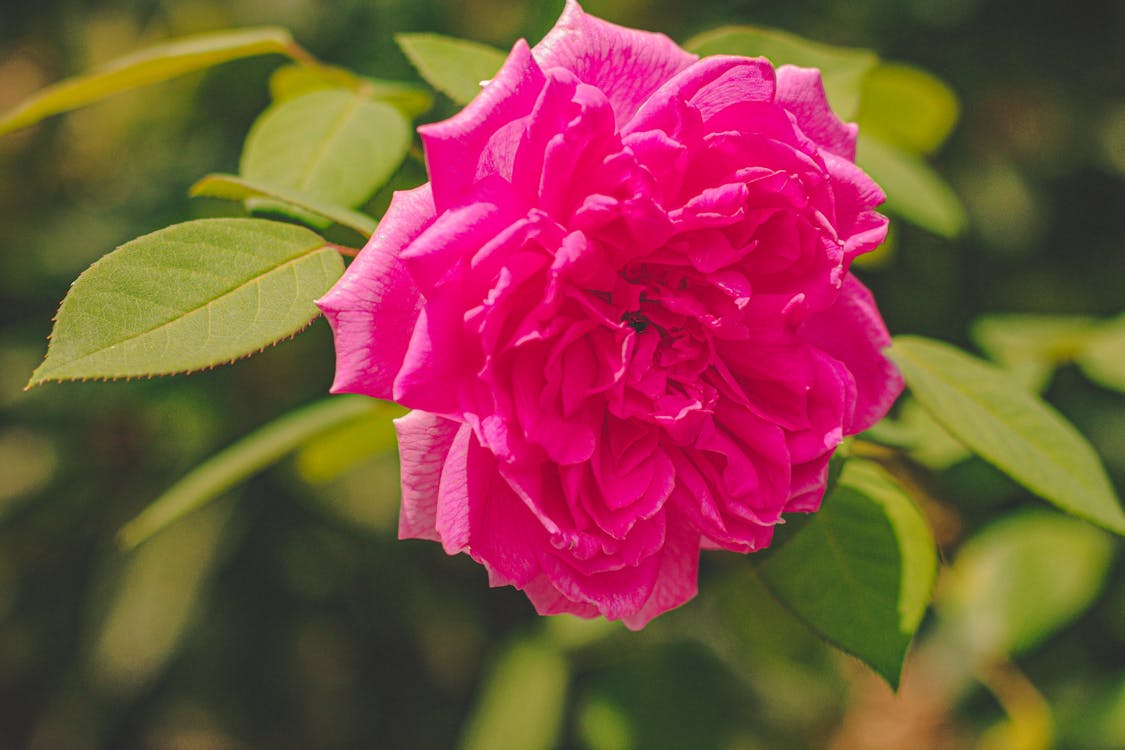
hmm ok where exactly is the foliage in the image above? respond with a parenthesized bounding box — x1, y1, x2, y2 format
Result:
(1, 2, 1121, 748)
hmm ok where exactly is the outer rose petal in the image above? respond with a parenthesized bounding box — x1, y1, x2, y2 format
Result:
(316, 185, 435, 399)
(621, 508, 700, 630)
(419, 40, 546, 209)
(774, 65, 858, 160)
(533, 0, 697, 125)
(395, 410, 461, 541)
(799, 274, 904, 432)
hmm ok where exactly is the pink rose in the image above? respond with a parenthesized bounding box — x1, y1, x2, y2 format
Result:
(317, 0, 903, 628)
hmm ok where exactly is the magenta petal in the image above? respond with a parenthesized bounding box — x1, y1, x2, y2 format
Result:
(395, 410, 461, 541)
(621, 509, 700, 629)
(799, 274, 903, 433)
(533, 0, 696, 125)
(316, 185, 435, 399)
(419, 39, 546, 209)
(774, 65, 858, 159)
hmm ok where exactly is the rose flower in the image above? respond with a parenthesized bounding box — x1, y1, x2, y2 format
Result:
(317, 0, 903, 628)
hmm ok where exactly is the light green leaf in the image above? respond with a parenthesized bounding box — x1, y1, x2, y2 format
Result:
(88, 499, 233, 695)
(459, 636, 569, 750)
(240, 89, 410, 224)
(683, 26, 878, 120)
(857, 63, 959, 155)
(856, 134, 968, 237)
(395, 33, 507, 105)
(889, 336, 1125, 535)
(1076, 312, 1125, 394)
(0, 27, 303, 137)
(117, 396, 377, 550)
(295, 400, 405, 483)
(190, 173, 377, 236)
(971, 313, 1098, 392)
(759, 460, 937, 687)
(28, 218, 344, 385)
(938, 511, 1115, 657)
(268, 63, 433, 118)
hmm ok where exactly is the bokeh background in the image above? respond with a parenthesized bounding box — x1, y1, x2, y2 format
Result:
(1, 1, 1123, 748)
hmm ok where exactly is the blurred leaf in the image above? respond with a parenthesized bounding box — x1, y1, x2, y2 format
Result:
(889, 336, 1125, 535)
(0, 27, 302, 136)
(683, 26, 878, 119)
(856, 134, 968, 237)
(459, 636, 569, 750)
(759, 459, 937, 688)
(239, 89, 410, 225)
(938, 511, 1115, 657)
(395, 33, 507, 105)
(88, 499, 233, 696)
(28, 219, 343, 385)
(191, 173, 378, 236)
(269, 63, 433, 118)
(294, 400, 405, 483)
(118, 396, 377, 550)
(857, 63, 959, 155)
(971, 313, 1097, 392)
(1076, 312, 1125, 394)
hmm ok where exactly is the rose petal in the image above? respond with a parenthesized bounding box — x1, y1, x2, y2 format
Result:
(775, 65, 858, 160)
(533, 0, 696, 125)
(395, 410, 461, 541)
(316, 185, 435, 400)
(799, 273, 904, 432)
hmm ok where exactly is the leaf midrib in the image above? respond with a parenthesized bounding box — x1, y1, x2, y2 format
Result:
(40, 247, 328, 375)
(294, 93, 364, 193)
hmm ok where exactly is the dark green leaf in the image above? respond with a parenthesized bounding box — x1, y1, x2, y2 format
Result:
(0, 27, 301, 136)
(889, 336, 1125, 535)
(190, 173, 377, 236)
(117, 396, 377, 549)
(938, 511, 1115, 656)
(856, 135, 968, 237)
(239, 89, 410, 224)
(759, 460, 937, 687)
(683, 26, 878, 119)
(395, 33, 507, 105)
(28, 219, 344, 385)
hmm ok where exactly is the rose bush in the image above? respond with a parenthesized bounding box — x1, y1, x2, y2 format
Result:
(317, 0, 903, 628)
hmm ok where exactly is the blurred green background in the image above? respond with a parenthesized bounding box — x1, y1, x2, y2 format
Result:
(1, 1, 1123, 748)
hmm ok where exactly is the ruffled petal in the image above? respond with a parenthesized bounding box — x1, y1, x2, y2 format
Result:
(799, 273, 903, 433)
(395, 410, 461, 541)
(419, 40, 546, 209)
(316, 185, 435, 399)
(533, 0, 696, 125)
(774, 65, 858, 160)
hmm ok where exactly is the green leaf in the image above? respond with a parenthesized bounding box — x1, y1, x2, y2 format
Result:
(117, 396, 377, 550)
(683, 26, 878, 120)
(857, 63, 959, 155)
(1076, 312, 1125, 394)
(971, 313, 1098, 392)
(856, 134, 968, 237)
(395, 33, 507, 105)
(88, 499, 234, 695)
(294, 400, 405, 483)
(459, 636, 569, 750)
(0, 27, 303, 137)
(268, 63, 433, 118)
(240, 90, 411, 224)
(28, 218, 344, 385)
(190, 173, 377, 236)
(889, 336, 1125, 535)
(938, 511, 1115, 657)
(759, 460, 937, 687)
